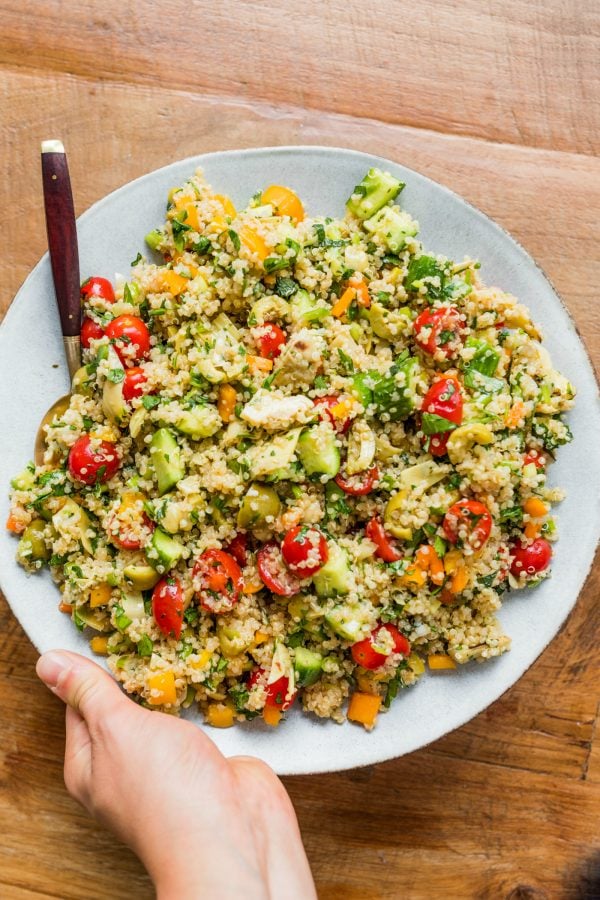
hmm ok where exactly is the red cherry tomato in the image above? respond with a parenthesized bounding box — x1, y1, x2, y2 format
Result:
(414, 306, 463, 357)
(81, 317, 105, 349)
(335, 466, 379, 496)
(225, 533, 248, 568)
(122, 366, 150, 402)
(152, 576, 185, 640)
(247, 666, 297, 711)
(523, 450, 547, 470)
(443, 499, 492, 551)
(510, 538, 552, 578)
(313, 395, 352, 434)
(281, 526, 328, 577)
(80, 276, 115, 304)
(351, 624, 411, 670)
(251, 322, 286, 360)
(193, 549, 242, 614)
(422, 376, 463, 423)
(421, 375, 463, 456)
(365, 517, 402, 563)
(68, 435, 121, 485)
(257, 541, 305, 596)
(105, 315, 151, 366)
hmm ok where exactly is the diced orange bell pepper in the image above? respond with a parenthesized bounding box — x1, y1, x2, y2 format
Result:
(263, 706, 282, 727)
(5, 513, 26, 534)
(443, 548, 463, 575)
(59, 601, 73, 614)
(416, 544, 445, 585)
(331, 398, 353, 420)
(253, 630, 269, 645)
(173, 199, 201, 232)
(524, 521, 541, 540)
(331, 286, 356, 318)
(523, 498, 548, 518)
(347, 692, 382, 729)
(348, 275, 370, 307)
(261, 185, 305, 222)
(401, 563, 427, 589)
(428, 654, 456, 671)
(505, 400, 525, 429)
(243, 580, 264, 595)
(90, 636, 110, 655)
(214, 194, 237, 219)
(450, 565, 469, 594)
(217, 384, 237, 423)
(247, 355, 273, 374)
(147, 671, 177, 706)
(89, 583, 112, 609)
(240, 226, 269, 262)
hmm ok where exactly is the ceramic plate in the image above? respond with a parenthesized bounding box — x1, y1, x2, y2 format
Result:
(1, 147, 598, 775)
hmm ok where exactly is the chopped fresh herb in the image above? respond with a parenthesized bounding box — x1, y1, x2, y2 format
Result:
(313, 375, 328, 390)
(137, 635, 154, 657)
(264, 256, 290, 274)
(184, 606, 199, 627)
(142, 394, 161, 410)
(106, 368, 125, 384)
(228, 229, 241, 252)
(275, 276, 298, 299)
(193, 236, 211, 255)
(130, 252, 143, 267)
(337, 348, 355, 374)
(499, 506, 523, 525)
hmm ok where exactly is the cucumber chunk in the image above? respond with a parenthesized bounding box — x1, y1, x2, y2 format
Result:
(150, 428, 185, 495)
(313, 542, 352, 597)
(294, 647, 323, 687)
(346, 168, 404, 219)
(146, 527, 184, 572)
(297, 425, 340, 479)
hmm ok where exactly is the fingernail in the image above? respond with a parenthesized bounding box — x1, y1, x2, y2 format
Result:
(36, 651, 69, 688)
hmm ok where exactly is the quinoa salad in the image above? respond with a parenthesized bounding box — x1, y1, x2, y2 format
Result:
(7, 168, 575, 730)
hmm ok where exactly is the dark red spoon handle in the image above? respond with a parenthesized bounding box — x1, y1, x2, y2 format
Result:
(41, 143, 80, 337)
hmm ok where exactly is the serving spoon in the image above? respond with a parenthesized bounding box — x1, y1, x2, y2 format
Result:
(34, 140, 81, 465)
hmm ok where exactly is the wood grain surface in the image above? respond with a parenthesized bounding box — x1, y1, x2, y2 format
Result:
(1, 3, 599, 898)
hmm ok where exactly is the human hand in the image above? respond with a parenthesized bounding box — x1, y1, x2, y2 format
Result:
(36, 651, 317, 900)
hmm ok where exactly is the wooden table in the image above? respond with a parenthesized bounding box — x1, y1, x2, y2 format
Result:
(1, 3, 599, 897)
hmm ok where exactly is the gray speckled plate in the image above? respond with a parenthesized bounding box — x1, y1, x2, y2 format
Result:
(1, 147, 598, 775)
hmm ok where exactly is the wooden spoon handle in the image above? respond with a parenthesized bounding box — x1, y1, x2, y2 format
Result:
(41, 140, 81, 339)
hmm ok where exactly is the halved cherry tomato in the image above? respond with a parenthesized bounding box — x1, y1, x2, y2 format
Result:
(365, 517, 402, 563)
(105, 315, 151, 366)
(443, 499, 492, 551)
(251, 322, 286, 360)
(226, 533, 248, 568)
(68, 435, 121, 485)
(335, 466, 379, 496)
(351, 624, 410, 670)
(421, 375, 463, 457)
(510, 538, 552, 578)
(523, 450, 547, 470)
(193, 549, 242, 614)
(313, 395, 352, 434)
(81, 317, 105, 349)
(281, 526, 328, 577)
(413, 306, 463, 357)
(247, 666, 298, 710)
(257, 541, 304, 596)
(152, 576, 184, 640)
(81, 276, 115, 304)
(122, 367, 150, 402)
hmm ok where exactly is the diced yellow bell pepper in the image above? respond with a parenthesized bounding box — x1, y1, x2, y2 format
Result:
(147, 671, 177, 705)
(90, 636, 110, 655)
(261, 185, 304, 222)
(190, 649, 213, 670)
(408, 653, 425, 676)
(206, 702, 235, 728)
(247, 355, 273, 374)
(428, 654, 456, 671)
(443, 548, 463, 575)
(401, 563, 427, 589)
(89, 583, 112, 609)
(253, 630, 269, 645)
(450, 566, 469, 594)
(156, 269, 188, 297)
(214, 194, 237, 219)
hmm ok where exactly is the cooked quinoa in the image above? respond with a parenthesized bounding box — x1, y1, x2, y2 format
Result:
(7, 168, 575, 730)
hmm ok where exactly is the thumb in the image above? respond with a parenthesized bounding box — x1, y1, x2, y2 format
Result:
(36, 650, 128, 725)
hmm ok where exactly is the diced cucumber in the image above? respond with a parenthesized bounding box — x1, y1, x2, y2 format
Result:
(11, 464, 36, 491)
(146, 527, 184, 572)
(324, 600, 373, 642)
(346, 168, 404, 219)
(297, 425, 340, 478)
(289, 289, 329, 325)
(145, 229, 164, 251)
(173, 405, 222, 440)
(371, 353, 419, 422)
(313, 542, 353, 597)
(294, 647, 323, 687)
(150, 428, 185, 495)
(364, 207, 418, 252)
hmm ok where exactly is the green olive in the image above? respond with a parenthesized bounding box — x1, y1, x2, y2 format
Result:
(236, 484, 281, 530)
(383, 491, 413, 540)
(123, 564, 161, 591)
(17, 518, 51, 564)
(71, 366, 94, 396)
(217, 621, 253, 658)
